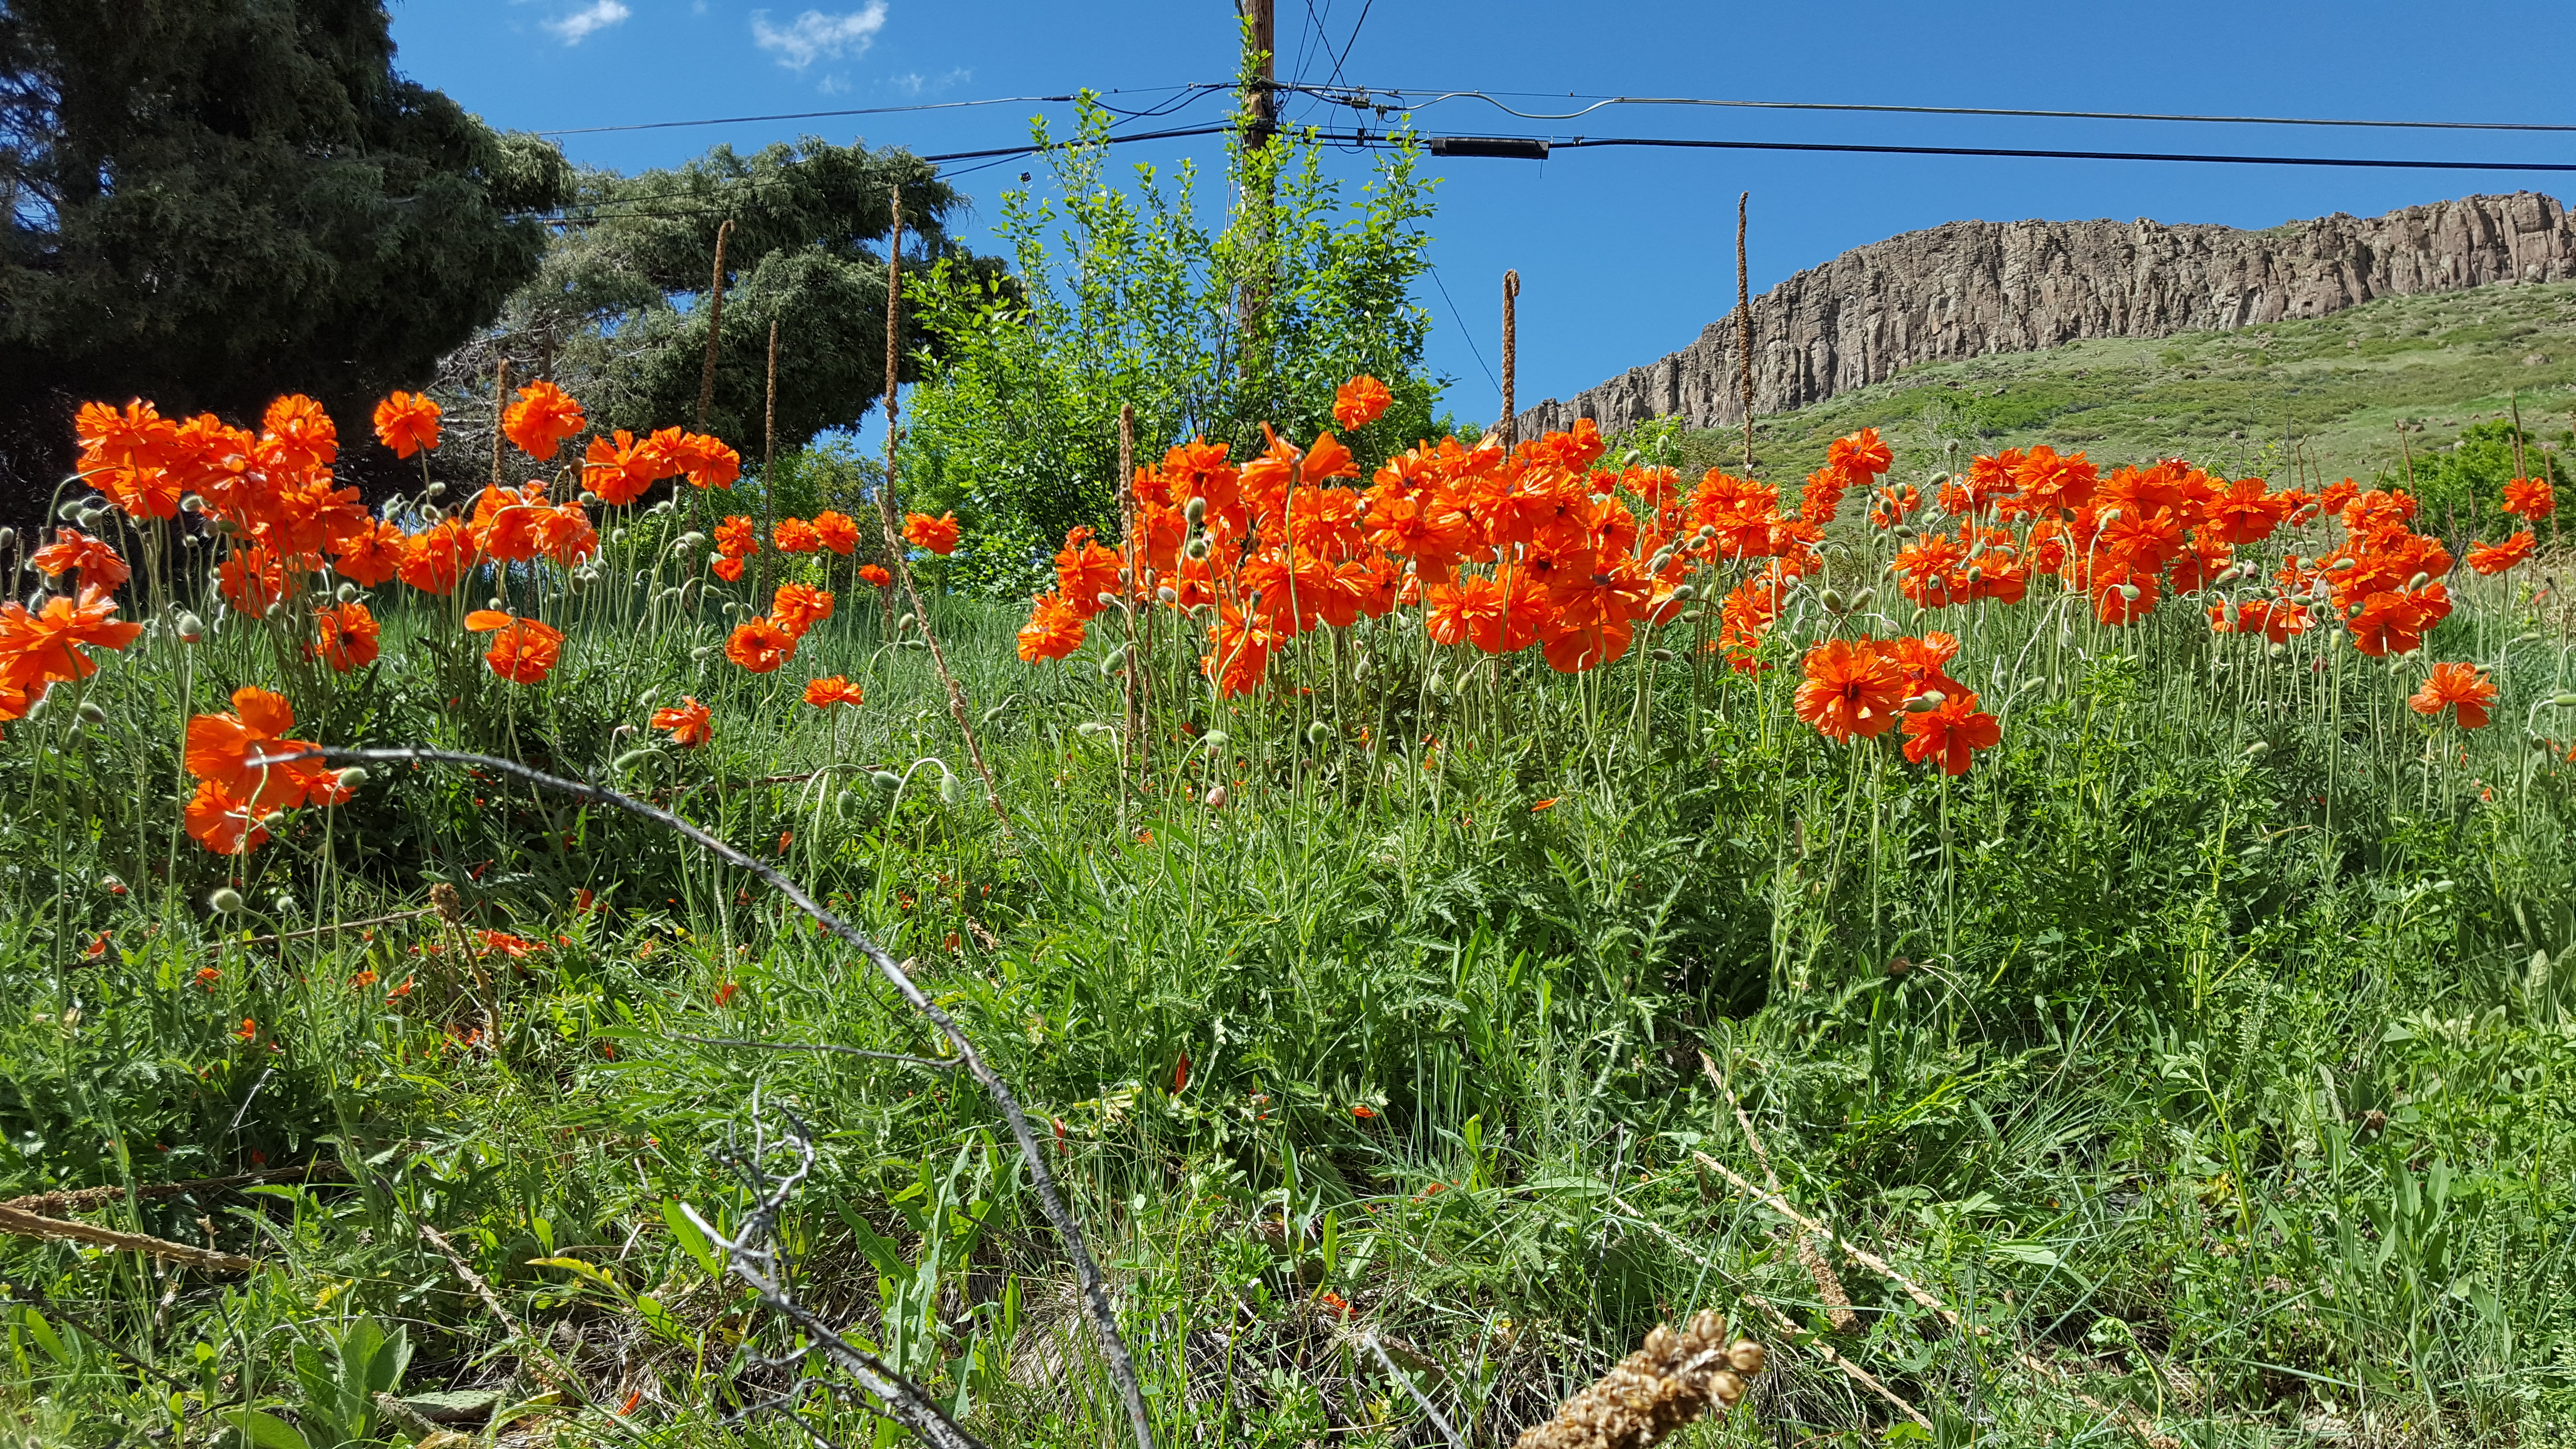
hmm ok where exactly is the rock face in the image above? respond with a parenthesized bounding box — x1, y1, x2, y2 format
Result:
(1513, 192, 2576, 441)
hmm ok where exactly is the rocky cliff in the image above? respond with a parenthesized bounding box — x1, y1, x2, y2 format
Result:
(1513, 192, 2576, 441)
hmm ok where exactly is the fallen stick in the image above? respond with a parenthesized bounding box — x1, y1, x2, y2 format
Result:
(3, 1161, 349, 1218)
(0, 1203, 256, 1273)
(1740, 1293, 1932, 1432)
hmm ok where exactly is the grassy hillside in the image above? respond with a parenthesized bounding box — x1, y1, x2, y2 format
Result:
(1689, 280, 2576, 498)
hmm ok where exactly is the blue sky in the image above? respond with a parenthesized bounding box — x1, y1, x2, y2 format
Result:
(390, 0, 2576, 427)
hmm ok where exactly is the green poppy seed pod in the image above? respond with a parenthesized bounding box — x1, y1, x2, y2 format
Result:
(2118, 583, 2142, 601)
(1307, 721, 1332, 746)
(871, 770, 904, 792)
(836, 788, 858, 814)
(1199, 729, 1230, 750)
(1183, 496, 1208, 526)
(1819, 588, 1847, 612)
(1206, 784, 1229, 808)
(208, 887, 244, 914)
(335, 767, 368, 789)
(938, 771, 962, 805)
(175, 612, 205, 644)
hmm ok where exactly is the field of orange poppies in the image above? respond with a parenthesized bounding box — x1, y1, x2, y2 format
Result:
(5, 374, 2576, 1446)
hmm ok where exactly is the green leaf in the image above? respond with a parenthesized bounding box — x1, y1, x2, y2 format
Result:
(227, 1409, 311, 1449)
(663, 1200, 722, 1278)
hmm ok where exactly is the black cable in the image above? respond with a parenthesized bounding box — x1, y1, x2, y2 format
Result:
(532, 85, 1225, 137)
(1320, 0, 1375, 91)
(1428, 264, 1499, 395)
(1543, 132, 2576, 172)
(1275, 82, 2576, 134)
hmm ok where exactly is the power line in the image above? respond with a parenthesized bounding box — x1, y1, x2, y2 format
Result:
(1428, 264, 1498, 394)
(1279, 82, 2576, 135)
(1541, 132, 2576, 173)
(530, 84, 1229, 138)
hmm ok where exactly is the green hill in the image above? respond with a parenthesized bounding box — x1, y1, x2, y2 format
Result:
(1682, 280, 2576, 505)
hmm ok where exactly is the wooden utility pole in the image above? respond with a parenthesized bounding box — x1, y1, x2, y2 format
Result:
(1241, 0, 1275, 154)
(695, 219, 734, 429)
(1235, 0, 1277, 371)
(1499, 270, 1519, 449)
(759, 318, 779, 600)
(1737, 192, 1755, 472)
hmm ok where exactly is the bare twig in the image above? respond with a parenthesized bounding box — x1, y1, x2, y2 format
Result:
(1700, 1054, 1852, 1328)
(1740, 1293, 1931, 1432)
(680, 1108, 985, 1449)
(256, 743, 1152, 1449)
(1363, 1333, 1464, 1449)
(418, 1221, 572, 1397)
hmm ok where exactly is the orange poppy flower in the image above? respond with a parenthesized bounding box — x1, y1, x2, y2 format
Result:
(857, 563, 892, 589)
(712, 557, 746, 582)
(328, 519, 406, 587)
(804, 675, 865, 708)
(725, 617, 796, 673)
(811, 510, 861, 555)
(465, 611, 566, 683)
(0, 585, 144, 690)
(2348, 583, 2447, 658)
(1054, 526, 1122, 615)
(2409, 661, 2496, 729)
(903, 511, 961, 555)
(28, 529, 129, 591)
(714, 515, 758, 559)
(184, 685, 342, 809)
(233, 1017, 258, 1043)
(311, 602, 380, 672)
(770, 583, 835, 639)
(501, 380, 585, 461)
(1333, 374, 1394, 430)
(650, 696, 713, 746)
(184, 779, 271, 855)
(673, 432, 740, 489)
(2467, 531, 2537, 575)
(1016, 592, 1087, 663)
(2502, 476, 2555, 521)
(397, 518, 477, 595)
(1900, 689, 2002, 775)
(1794, 639, 1906, 741)
(371, 392, 442, 458)
(773, 517, 821, 553)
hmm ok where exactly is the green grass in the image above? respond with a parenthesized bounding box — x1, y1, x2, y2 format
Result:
(6, 458, 2576, 1449)
(1694, 279, 2576, 504)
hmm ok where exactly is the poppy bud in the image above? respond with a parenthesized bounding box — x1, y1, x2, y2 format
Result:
(1892, 525, 1916, 540)
(1927, 471, 1952, 487)
(179, 495, 205, 515)
(2554, 693, 2576, 708)
(1352, 657, 1373, 681)
(1648, 549, 1674, 574)
(871, 771, 904, 792)
(2245, 740, 2271, 757)
(1307, 721, 1332, 746)
(75, 700, 107, 726)
(1819, 588, 1847, 612)
(425, 481, 448, 499)
(175, 612, 205, 644)
(1183, 497, 1208, 526)
(979, 703, 1011, 725)
(1100, 646, 1127, 676)
(2267, 642, 2287, 659)
(2098, 508, 2123, 526)
(1426, 669, 1447, 694)
(334, 581, 357, 604)
(1076, 722, 1112, 737)
(1157, 586, 1177, 605)
(209, 888, 245, 914)
(1650, 647, 1674, 662)
(100, 874, 123, 894)
(1850, 587, 1875, 610)
(2405, 572, 2429, 591)
(486, 596, 505, 611)
(2330, 557, 2356, 571)
(2118, 583, 2141, 601)
(579, 491, 599, 505)
(1206, 785, 1228, 808)
(1186, 536, 1211, 561)
(938, 771, 962, 805)
(336, 767, 368, 789)
(1670, 583, 1696, 601)
(261, 602, 283, 621)
(1903, 691, 1944, 711)
(674, 532, 707, 553)
(1096, 591, 1119, 610)
(613, 749, 654, 771)
(1117, 567, 1132, 585)
(57, 499, 85, 521)
(1245, 589, 1263, 608)
(897, 612, 918, 634)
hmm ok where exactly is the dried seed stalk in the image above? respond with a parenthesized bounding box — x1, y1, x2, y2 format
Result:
(1512, 1311, 1763, 1449)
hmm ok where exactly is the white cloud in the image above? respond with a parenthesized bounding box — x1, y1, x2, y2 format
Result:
(544, 0, 631, 44)
(751, 4, 889, 70)
(816, 74, 850, 95)
(888, 66, 968, 97)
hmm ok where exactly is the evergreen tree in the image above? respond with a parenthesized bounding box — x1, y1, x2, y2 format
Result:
(503, 138, 993, 460)
(0, 0, 570, 509)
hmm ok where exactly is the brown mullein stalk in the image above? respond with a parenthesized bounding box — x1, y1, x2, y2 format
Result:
(1512, 1312, 1764, 1449)
(1796, 1231, 1860, 1331)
